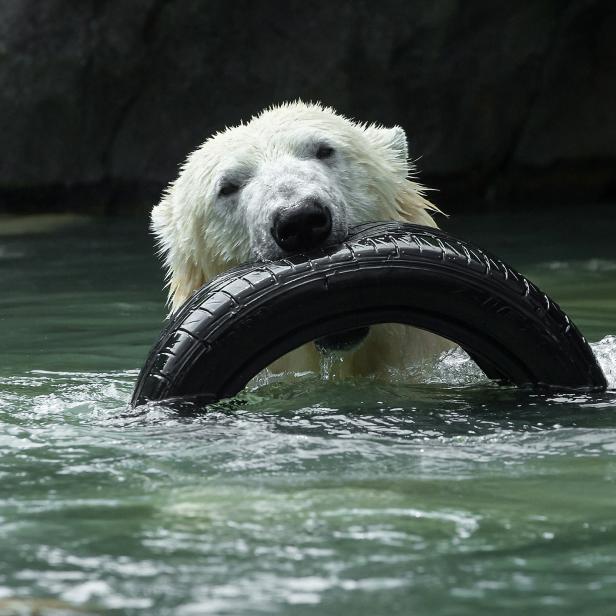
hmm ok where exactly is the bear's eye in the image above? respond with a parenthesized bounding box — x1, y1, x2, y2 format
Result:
(219, 181, 240, 197)
(316, 144, 335, 160)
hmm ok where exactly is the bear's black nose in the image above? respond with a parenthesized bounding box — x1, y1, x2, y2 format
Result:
(271, 199, 333, 252)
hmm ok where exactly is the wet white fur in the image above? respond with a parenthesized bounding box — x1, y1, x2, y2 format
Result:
(152, 101, 452, 377)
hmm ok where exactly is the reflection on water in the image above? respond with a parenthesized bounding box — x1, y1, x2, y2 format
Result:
(1, 209, 616, 615)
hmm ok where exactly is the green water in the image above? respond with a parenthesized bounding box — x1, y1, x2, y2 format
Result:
(1, 207, 615, 615)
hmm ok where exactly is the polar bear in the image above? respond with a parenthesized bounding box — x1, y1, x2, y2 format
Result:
(152, 101, 452, 378)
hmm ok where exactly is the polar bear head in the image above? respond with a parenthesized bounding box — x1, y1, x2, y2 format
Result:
(152, 101, 440, 312)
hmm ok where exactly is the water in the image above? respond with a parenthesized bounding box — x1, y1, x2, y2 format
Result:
(1, 207, 615, 615)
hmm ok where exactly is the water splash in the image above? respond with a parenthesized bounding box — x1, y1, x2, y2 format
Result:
(591, 335, 616, 389)
(319, 350, 346, 380)
(428, 347, 488, 386)
(425, 336, 616, 390)
(268, 334, 616, 391)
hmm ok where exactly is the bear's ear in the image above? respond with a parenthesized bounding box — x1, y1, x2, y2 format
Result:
(364, 125, 408, 165)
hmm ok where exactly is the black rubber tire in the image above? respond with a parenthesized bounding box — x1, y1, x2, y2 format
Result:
(132, 221, 607, 406)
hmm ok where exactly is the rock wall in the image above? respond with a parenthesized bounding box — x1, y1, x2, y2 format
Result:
(1, 0, 614, 212)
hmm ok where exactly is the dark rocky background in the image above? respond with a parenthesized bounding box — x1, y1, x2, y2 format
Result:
(1, 0, 615, 214)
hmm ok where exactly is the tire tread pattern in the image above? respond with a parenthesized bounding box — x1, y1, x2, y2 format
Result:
(132, 222, 606, 406)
